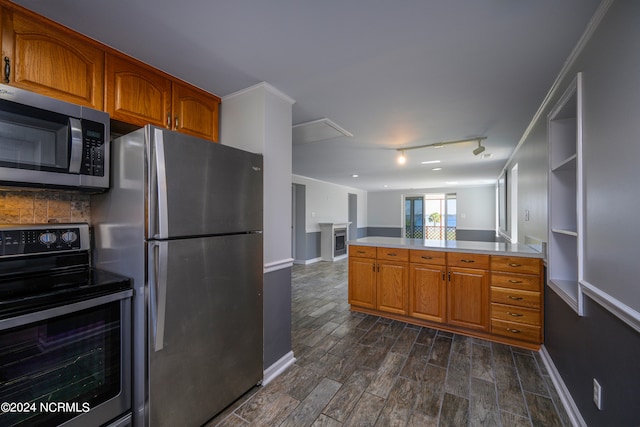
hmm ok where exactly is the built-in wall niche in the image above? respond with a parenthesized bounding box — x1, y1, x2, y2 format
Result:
(320, 222, 350, 261)
(547, 72, 584, 315)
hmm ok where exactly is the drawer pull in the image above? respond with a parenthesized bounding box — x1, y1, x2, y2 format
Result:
(508, 280, 523, 284)
(509, 263, 522, 267)
(460, 259, 475, 263)
(421, 255, 433, 260)
(507, 312, 523, 317)
(387, 253, 397, 256)
(508, 296, 523, 301)
(506, 328, 521, 334)
(357, 250, 366, 254)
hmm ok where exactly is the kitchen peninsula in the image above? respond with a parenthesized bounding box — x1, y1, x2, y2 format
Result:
(347, 237, 544, 349)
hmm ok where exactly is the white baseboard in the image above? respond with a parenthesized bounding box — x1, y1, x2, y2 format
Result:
(262, 351, 296, 386)
(539, 345, 587, 427)
(296, 257, 322, 265)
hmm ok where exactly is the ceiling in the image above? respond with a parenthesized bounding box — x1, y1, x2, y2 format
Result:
(14, 0, 601, 192)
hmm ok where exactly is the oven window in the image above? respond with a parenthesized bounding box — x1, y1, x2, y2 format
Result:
(0, 301, 122, 426)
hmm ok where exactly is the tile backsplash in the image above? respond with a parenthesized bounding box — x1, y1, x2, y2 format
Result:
(0, 190, 91, 224)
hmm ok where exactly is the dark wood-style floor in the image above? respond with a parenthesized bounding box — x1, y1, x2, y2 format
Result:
(209, 260, 570, 426)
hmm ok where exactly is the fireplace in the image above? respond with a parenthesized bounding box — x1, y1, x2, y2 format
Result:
(319, 222, 350, 261)
(334, 228, 347, 256)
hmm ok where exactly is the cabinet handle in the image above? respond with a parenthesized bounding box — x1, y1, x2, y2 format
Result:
(3, 57, 9, 83)
(509, 263, 522, 267)
(506, 328, 521, 334)
(357, 250, 366, 254)
(167, 113, 171, 128)
(448, 271, 451, 281)
(508, 280, 523, 284)
(508, 295, 524, 300)
(387, 253, 397, 257)
(507, 312, 523, 317)
(175, 115, 179, 129)
(377, 264, 380, 273)
(442, 272, 445, 281)
(460, 259, 475, 263)
(421, 255, 433, 260)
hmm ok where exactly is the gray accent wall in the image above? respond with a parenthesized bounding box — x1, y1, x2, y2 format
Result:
(263, 267, 292, 367)
(545, 287, 640, 426)
(455, 229, 497, 242)
(367, 227, 402, 237)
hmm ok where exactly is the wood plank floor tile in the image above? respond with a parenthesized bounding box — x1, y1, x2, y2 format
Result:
(444, 350, 471, 398)
(342, 392, 386, 427)
(279, 378, 342, 427)
(390, 326, 419, 355)
(376, 376, 420, 426)
(366, 352, 407, 398)
(311, 414, 343, 427)
(323, 368, 375, 422)
(451, 334, 474, 356)
(439, 393, 469, 427)
(494, 362, 529, 417)
(233, 391, 299, 426)
(399, 343, 430, 381)
(513, 352, 549, 396)
(471, 344, 495, 382)
(415, 327, 437, 346)
(501, 410, 534, 427)
(414, 364, 446, 417)
(469, 377, 500, 426)
(525, 392, 564, 427)
(427, 335, 452, 368)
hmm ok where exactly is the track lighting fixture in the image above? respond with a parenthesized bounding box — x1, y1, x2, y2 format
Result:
(395, 137, 487, 164)
(473, 140, 486, 156)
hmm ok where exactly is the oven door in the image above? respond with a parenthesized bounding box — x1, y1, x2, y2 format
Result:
(0, 290, 132, 427)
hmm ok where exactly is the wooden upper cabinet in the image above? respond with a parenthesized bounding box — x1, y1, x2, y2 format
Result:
(105, 53, 171, 128)
(172, 82, 220, 142)
(105, 53, 220, 142)
(1, 8, 104, 109)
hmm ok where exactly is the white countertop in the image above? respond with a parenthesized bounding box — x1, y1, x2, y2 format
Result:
(348, 236, 543, 258)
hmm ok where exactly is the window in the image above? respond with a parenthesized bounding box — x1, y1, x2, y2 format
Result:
(404, 196, 424, 238)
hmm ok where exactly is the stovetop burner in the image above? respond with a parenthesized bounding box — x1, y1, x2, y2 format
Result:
(0, 223, 131, 320)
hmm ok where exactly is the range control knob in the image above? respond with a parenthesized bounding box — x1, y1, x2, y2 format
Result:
(39, 232, 57, 245)
(61, 231, 78, 244)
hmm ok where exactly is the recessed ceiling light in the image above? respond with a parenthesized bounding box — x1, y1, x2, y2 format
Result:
(446, 181, 459, 185)
(352, 174, 359, 178)
(432, 167, 442, 171)
(383, 184, 388, 188)
(421, 160, 441, 165)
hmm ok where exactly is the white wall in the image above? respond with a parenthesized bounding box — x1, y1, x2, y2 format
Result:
(292, 175, 367, 232)
(221, 82, 295, 266)
(367, 185, 496, 230)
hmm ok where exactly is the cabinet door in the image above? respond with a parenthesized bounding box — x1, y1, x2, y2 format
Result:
(377, 261, 408, 315)
(172, 82, 220, 142)
(3, 9, 104, 109)
(410, 264, 446, 323)
(105, 53, 171, 128)
(447, 267, 489, 331)
(348, 257, 376, 309)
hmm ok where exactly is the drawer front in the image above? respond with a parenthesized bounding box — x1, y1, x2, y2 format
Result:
(491, 303, 540, 326)
(409, 250, 446, 265)
(377, 247, 409, 262)
(491, 318, 541, 343)
(349, 245, 377, 259)
(448, 252, 490, 270)
(491, 287, 541, 309)
(491, 256, 541, 275)
(491, 273, 540, 292)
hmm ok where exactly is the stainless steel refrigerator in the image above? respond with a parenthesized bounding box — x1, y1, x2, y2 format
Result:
(91, 125, 263, 427)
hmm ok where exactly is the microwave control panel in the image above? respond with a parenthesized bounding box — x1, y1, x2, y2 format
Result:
(80, 121, 105, 177)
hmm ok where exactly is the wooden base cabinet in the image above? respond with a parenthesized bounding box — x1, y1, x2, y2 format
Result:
(348, 246, 543, 350)
(409, 251, 446, 323)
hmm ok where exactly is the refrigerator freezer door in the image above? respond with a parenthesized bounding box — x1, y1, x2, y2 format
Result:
(147, 233, 263, 427)
(148, 126, 263, 239)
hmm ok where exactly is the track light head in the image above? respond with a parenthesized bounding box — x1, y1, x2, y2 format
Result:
(397, 149, 406, 165)
(473, 140, 486, 156)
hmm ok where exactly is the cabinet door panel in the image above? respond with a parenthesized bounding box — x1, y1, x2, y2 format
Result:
(172, 82, 220, 142)
(105, 54, 171, 127)
(447, 267, 489, 331)
(348, 257, 376, 309)
(377, 261, 408, 315)
(7, 12, 103, 109)
(410, 264, 446, 323)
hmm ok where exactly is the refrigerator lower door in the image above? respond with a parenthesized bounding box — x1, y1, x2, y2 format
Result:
(147, 125, 263, 239)
(147, 233, 263, 427)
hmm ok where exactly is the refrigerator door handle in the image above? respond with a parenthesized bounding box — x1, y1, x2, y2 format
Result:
(149, 241, 168, 351)
(153, 128, 169, 239)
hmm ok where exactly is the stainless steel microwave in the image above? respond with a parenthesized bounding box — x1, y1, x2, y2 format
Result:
(0, 84, 110, 191)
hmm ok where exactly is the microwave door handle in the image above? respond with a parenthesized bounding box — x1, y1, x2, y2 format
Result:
(149, 241, 168, 352)
(68, 117, 83, 173)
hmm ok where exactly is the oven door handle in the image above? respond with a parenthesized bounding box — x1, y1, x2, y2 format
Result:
(68, 117, 83, 174)
(0, 289, 133, 331)
(149, 241, 168, 352)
